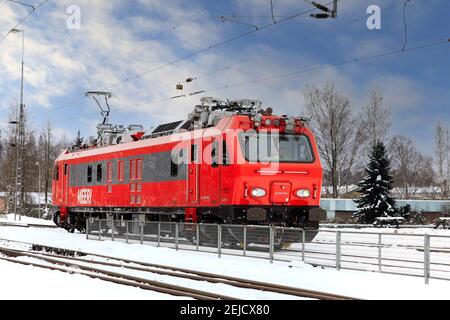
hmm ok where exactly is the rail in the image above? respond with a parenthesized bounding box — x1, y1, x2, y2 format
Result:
(0, 243, 353, 300)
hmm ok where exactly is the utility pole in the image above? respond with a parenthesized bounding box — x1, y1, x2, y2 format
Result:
(44, 123, 50, 214)
(11, 28, 25, 221)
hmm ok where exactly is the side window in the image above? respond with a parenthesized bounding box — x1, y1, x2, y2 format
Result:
(87, 165, 92, 183)
(130, 160, 136, 180)
(191, 144, 198, 164)
(211, 142, 219, 168)
(223, 140, 230, 166)
(118, 160, 124, 182)
(64, 164, 69, 175)
(137, 159, 143, 180)
(54, 166, 59, 181)
(97, 164, 102, 182)
(171, 150, 183, 177)
(107, 163, 113, 183)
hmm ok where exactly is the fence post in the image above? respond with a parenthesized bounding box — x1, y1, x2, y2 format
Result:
(111, 216, 115, 242)
(269, 226, 274, 264)
(424, 234, 430, 284)
(196, 223, 200, 251)
(378, 233, 382, 272)
(218, 224, 222, 258)
(157, 222, 161, 247)
(126, 221, 129, 244)
(140, 222, 144, 244)
(336, 231, 342, 271)
(243, 225, 247, 257)
(302, 229, 306, 262)
(86, 218, 89, 240)
(175, 223, 179, 251)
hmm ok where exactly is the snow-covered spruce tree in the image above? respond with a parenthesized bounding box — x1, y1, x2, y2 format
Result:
(354, 142, 397, 224)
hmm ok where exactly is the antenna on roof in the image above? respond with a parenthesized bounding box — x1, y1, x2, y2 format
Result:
(85, 91, 113, 125)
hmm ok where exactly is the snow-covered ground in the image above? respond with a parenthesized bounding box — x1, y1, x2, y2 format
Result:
(0, 214, 55, 227)
(0, 258, 187, 300)
(1, 225, 450, 300)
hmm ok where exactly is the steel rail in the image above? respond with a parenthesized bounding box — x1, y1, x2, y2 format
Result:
(27, 250, 350, 300)
(0, 247, 237, 300)
(23, 246, 354, 300)
(0, 240, 354, 300)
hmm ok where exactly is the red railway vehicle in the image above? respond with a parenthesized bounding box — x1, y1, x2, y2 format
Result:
(52, 97, 326, 241)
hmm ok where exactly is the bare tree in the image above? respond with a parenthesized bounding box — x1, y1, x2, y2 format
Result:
(304, 84, 366, 198)
(389, 135, 435, 199)
(361, 88, 391, 151)
(434, 123, 450, 198)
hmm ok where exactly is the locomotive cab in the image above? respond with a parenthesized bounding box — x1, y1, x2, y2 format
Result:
(206, 112, 326, 230)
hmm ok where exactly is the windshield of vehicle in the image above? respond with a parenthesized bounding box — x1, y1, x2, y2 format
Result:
(239, 132, 314, 163)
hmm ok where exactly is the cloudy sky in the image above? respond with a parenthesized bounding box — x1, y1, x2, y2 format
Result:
(0, 0, 449, 154)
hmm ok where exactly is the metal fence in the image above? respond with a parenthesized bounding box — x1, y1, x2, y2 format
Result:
(86, 219, 450, 284)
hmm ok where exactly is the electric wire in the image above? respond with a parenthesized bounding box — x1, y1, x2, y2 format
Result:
(0, 0, 49, 44)
(99, 1, 334, 92)
(28, 1, 332, 123)
(30, 38, 450, 130)
(26, 0, 412, 123)
(134, 38, 450, 109)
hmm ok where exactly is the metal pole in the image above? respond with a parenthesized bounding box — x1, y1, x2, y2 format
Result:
(175, 223, 179, 251)
(86, 218, 89, 240)
(98, 220, 101, 241)
(269, 226, 274, 264)
(218, 224, 222, 258)
(302, 229, 306, 262)
(243, 225, 247, 256)
(37, 162, 41, 219)
(157, 222, 161, 247)
(196, 223, 200, 251)
(126, 221, 129, 244)
(140, 222, 144, 244)
(424, 234, 431, 284)
(378, 233, 382, 272)
(111, 215, 114, 241)
(336, 231, 341, 271)
(17, 29, 25, 222)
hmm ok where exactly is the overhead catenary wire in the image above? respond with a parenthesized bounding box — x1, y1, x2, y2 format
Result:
(26, 0, 222, 123)
(99, 1, 334, 92)
(133, 38, 450, 109)
(27, 0, 410, 123)
(28, 1, 332, 123)
(31, 37, 450, 130)
(0, 0, 49, 44)
(6, 0, 35, 10)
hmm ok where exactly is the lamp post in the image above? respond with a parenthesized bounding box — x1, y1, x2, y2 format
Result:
(10, 28, 25, 222)
(36, 162, 41, 219)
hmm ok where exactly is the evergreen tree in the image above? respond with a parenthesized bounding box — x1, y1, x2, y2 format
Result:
(354, 142, 397, 223)
(73, 130, 84, 149)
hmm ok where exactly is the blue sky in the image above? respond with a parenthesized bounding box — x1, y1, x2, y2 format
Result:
(0, 0, 449, 154)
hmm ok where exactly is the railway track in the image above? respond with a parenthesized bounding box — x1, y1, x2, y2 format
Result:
(0, 242, 355, 300)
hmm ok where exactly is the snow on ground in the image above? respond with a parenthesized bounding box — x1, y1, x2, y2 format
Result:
(0, 214, 55, 227)
(1, 226, 450, 300)
(0, 258, 186, 300)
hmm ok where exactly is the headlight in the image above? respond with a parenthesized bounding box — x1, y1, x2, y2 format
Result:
(295, 189, 311, 198)
(264, 119, 272, 126)
(273, 119, 281, 126)
(251, 188, 266, 198)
